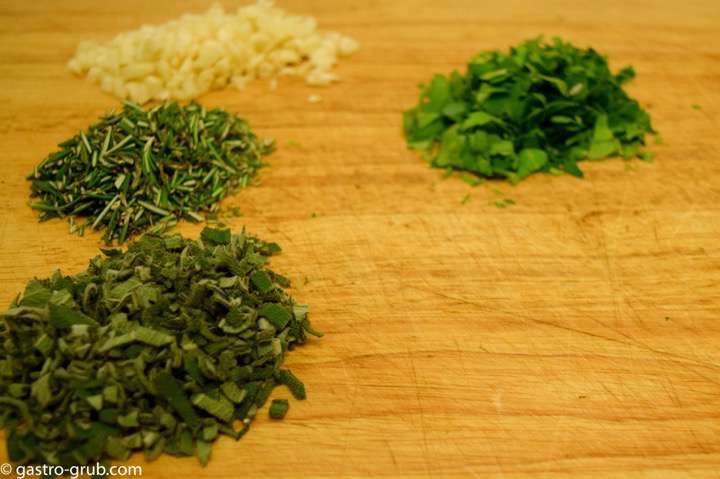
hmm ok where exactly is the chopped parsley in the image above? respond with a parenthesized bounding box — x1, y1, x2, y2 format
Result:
(403, 37, 656, 184)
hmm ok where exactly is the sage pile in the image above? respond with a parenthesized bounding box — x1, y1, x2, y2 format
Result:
(28, 101, 274, 244)
(0, 227, 321, 467)
(403, 37, 656, 183)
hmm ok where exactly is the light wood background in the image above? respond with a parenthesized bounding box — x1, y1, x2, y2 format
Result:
(0, 0, 719, 477)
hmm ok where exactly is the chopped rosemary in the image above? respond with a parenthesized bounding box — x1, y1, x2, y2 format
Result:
(28, 101, 275, 244)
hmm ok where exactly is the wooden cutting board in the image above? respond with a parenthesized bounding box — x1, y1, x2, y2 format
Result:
(0, 0, 718, 477)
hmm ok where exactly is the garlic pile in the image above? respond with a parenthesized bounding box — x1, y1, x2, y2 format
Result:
(68, 1, 359, 103)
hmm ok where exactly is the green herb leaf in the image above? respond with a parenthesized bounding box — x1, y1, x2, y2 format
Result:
(196, 439, 212, 466)
(587, 115, 618, 160)
(154, 372, 201, 430)
(258, 303, 291, 330)
(514, 148, 548, 182)
(48, 303, 97, 329)
(274, 369, 306, 400)
(19, 281, 52, 308)
(201, 227, 231, 246)
(269, 399, 289, 419)
(250, 271, 273, 293)
(191, 393, 234, 423)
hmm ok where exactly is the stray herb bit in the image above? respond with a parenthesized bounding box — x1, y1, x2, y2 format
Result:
(269, 399, 290, 419)
(28, 101, 275, 244)
(0, 227, 321, 469)
(461, 173, 483, 187)
(404, 37, 656, 184)
(691, 104, 702, 110)
(461, 193, 471, 204)
(274, 369, 307, 400)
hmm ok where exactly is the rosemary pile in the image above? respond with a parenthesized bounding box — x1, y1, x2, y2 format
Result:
(28, 101, 275, 244)
(404, 37, 656, 183)
(0, 227, 321, 467)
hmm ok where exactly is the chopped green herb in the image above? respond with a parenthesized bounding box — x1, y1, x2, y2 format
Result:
(0, 227, 320, 468)
(403, 37, 656, 183)
(691, 104, 702, 110)
(274, 369, 306, 400)
(201, 226, 231, 245)
(461, 173, 483, 187)
(154, 372, 200, 430)
(269, 399, 289, 419)
(461, 193, 471, 204)
(258, 303, 291, 330)
(196, 440, 212, 467)
(250, 270, 274, 293)
(28, 101, 275, 244)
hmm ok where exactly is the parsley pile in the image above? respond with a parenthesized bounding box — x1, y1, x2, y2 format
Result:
(403, 37, 656, 183)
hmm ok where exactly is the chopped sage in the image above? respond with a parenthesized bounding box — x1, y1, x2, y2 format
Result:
(274, 369, 307, 400)
(0, 227, 319, 468)
(269, 399, 289, 419)
(28, 101, 275, 244)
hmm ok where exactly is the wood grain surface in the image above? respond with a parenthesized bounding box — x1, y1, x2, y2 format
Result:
(0, 0, 719, 477)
